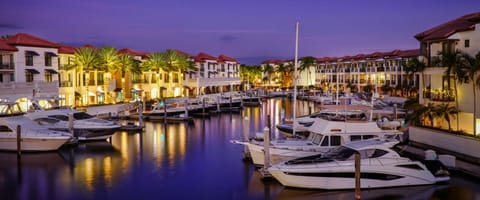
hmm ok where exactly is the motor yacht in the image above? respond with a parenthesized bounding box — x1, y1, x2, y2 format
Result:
(0, 116, 72, 151)
(268, 138, 450, 190)
(233, 116, 402, 166)
(24, 99, 120, 141)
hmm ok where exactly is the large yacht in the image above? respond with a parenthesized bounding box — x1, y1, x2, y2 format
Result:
(0, 115, 72, 151)
(268, 138, 450, 190)
(233, 116, 402, 166)
(24, 99, 121, 141)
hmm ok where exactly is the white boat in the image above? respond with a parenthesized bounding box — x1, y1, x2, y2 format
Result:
(268, 138, 450, 190)
(145, 101, 189, 118)
(233, 117, 402, 166)
(24, 99, 121, 141)
(0, 116, 72, 151)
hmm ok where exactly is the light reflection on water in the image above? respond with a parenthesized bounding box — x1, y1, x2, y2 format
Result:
(0, 98, 479, 200)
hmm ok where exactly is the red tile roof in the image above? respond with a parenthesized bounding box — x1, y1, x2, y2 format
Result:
(194, 52, 217, 62)
(261, 59, 283, 64)
(218, 54, 238, 63)
(173, 49, 192, 58)
(118, 48, 148, 57)
(3, 33, 59, 48)
(397, 49, 420, 58)
(0, 40, 18, 51)
(58, 45, 76, 54)
(415, 12, 480, 42)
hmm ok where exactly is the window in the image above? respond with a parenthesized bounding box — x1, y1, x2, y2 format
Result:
(26, 71, 34, 82)
(321, 136, 329, 146)
(331, 136, 341, 146)
(173, 73, 179, 83)
(465, 39, 470, 48)
(164, 73, 169, 82)
(26, 54, 34, 66)
(45, 71, 52, 82)
(45, 53, 52, 66)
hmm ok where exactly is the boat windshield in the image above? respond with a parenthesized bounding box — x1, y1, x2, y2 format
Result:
(285, 146, 356, 165)
(73, 112, 94, 120)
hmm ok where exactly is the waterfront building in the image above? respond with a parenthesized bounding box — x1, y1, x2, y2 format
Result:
(415, 12, 480, 135)
(261, 49, 420, 96)
(184, 52, 241, 96)
(0, 33, 60, 109)
(315, 49, 420, 96)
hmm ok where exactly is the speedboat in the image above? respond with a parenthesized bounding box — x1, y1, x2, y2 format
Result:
(0, 116, 72, 151)
(145, 101, 189, 119)
(233, 117, 402, 166)
(268, 138, 450, 190)
(24, 99, 121, 141)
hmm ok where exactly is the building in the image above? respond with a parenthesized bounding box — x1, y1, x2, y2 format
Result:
(0, 33, 60, 109)
(184, 52, 241, 96)
(415, 12, 480, 135)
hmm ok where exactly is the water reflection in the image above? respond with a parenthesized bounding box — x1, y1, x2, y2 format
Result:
(1, 98, 480, 200)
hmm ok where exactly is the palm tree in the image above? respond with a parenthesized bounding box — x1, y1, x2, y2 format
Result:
(275, 62, 294, 88)
(67, 47, 101, 106)
(262, 64, 275, 85)
(438, 49, 463, 131)
(406, 57, 426, 101)
(299, 56, 316, 87)
(434, 103, 458, 132)
(460, 51, 480, 135)
(142, 52, 166, 98)
(98, 47, 120, 102)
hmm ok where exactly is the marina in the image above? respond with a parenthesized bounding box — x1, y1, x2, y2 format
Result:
(1, 98, 479, 199)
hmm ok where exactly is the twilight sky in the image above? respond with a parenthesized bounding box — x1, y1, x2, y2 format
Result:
(1, 0, 479, 64)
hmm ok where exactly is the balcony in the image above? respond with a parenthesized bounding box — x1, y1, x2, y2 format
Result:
(425, 89, 455, 102)
(60, 81, 73, 87)
(0, 63, 14, 70)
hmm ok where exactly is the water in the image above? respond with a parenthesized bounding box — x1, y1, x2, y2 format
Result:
(1, 98, 480, 200)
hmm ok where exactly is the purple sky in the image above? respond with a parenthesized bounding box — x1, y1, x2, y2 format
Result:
(1, 0, 479, 64)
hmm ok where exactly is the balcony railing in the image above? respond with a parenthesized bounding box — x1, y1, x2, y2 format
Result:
(60, 81, 72, 87)
(0, 64, 14, 70)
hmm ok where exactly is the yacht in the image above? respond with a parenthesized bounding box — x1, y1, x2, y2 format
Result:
(0, 116, 72, 151)
(268, 138, 450, 190)
(233, 116, 402, 166)
(24, 99, 121, 141)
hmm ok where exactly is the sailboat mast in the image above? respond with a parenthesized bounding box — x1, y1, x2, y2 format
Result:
(292, 21, 299, 137)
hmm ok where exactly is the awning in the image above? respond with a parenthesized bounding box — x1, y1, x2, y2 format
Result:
(25, 50, 39, 56)
(45, 69, 58, 74)
(114, 88, 122, 92)
(25, 69, 40, 74)
(46, 52, 58, 57)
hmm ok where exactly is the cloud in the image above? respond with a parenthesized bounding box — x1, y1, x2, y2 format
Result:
(219, 35, 238, 43)
(0, 23, 23, 30)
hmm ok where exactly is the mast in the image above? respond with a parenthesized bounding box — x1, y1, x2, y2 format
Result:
(292, 21, 299, 137)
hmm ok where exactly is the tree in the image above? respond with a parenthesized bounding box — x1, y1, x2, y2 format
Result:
(434, 103, 458, 132)
(67, 47, 101, 106)
(406, 57, 426, 100)
(435, 49, 463, 131)
(459, 51, 480, 135)
(275, 62, 294, 88)
(262, 64, 275, 85)
(299, 56, 316, 87)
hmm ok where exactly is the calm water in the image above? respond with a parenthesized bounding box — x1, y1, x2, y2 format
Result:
(1, 98, 480, 200)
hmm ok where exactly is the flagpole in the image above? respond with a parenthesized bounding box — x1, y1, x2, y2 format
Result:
(292, 21, 299, 137)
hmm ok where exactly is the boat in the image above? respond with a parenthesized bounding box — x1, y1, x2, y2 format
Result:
(120, 121, 144, 132)
(24, 98, 121, 141)
(268, 138, 450, 190)
(144, 101, 189, 118)
(0, 116, 72, 151)
(232, 116, 402, 166)
(242, 90, 262, 107)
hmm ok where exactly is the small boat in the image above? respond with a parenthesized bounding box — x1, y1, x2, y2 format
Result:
(268, 138, 450, 190)
(120, 122, 144, 132)
(0, 116, 72, 152)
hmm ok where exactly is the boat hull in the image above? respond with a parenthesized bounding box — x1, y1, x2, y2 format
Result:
(0, 136, 70, 152)
(245, 142, 327, 166)
(268, 163, 447, 190)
